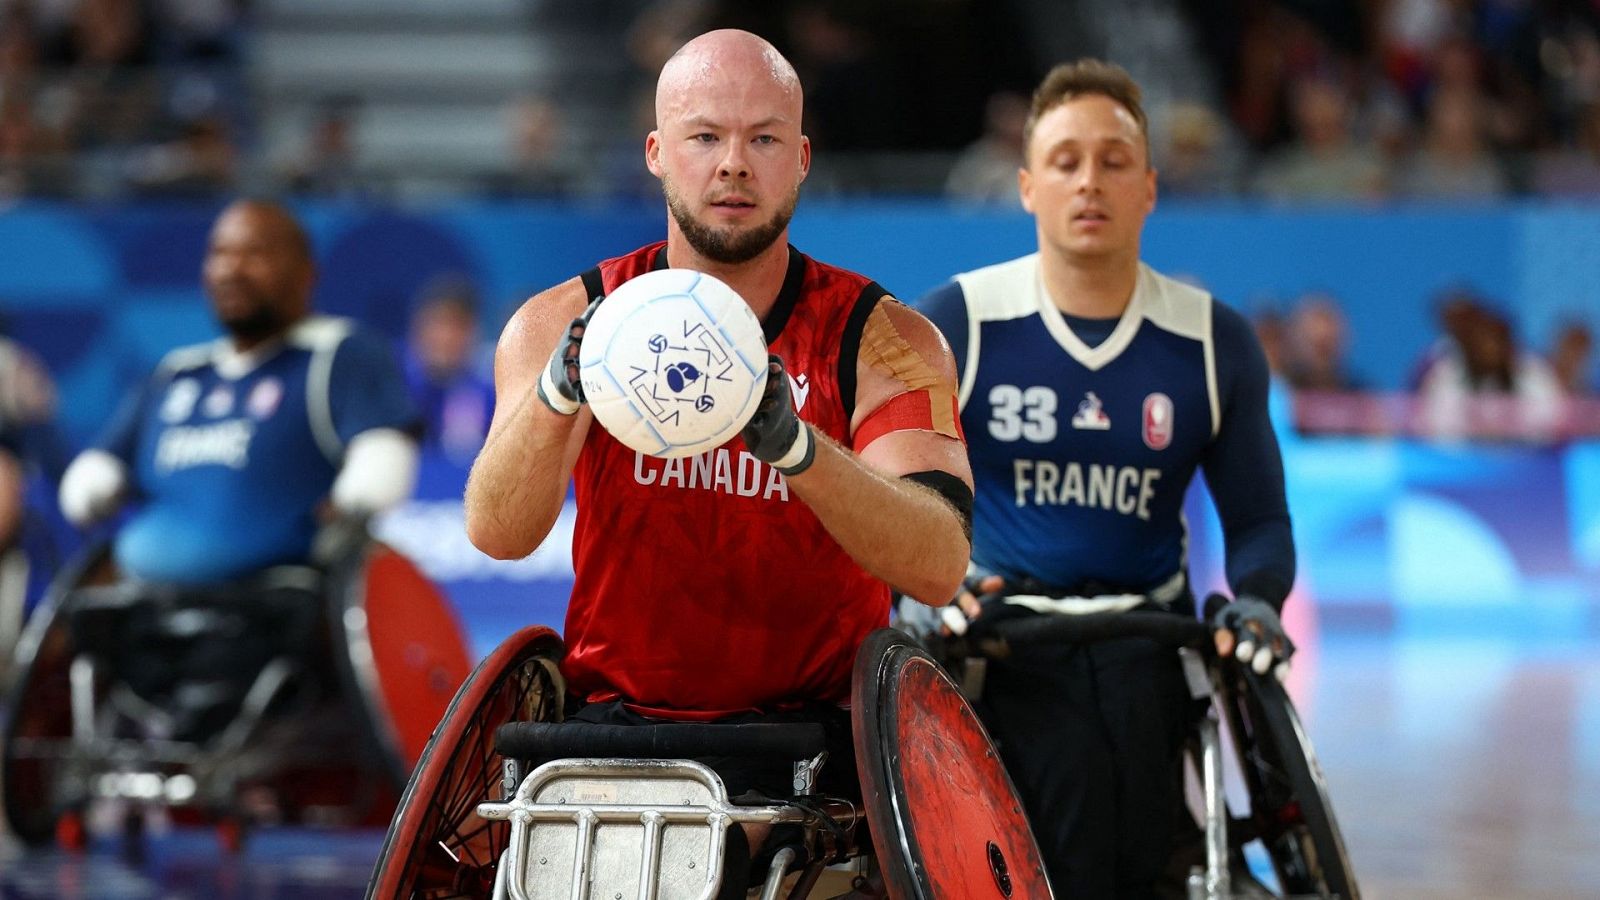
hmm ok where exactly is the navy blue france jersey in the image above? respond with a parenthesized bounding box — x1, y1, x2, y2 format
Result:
(99, 316, 418, 584)
(919, 255, 1294, 607)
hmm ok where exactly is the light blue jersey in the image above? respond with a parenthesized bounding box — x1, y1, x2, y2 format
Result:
(919, 255, 1294, 607)
(100, 316, 418, 584)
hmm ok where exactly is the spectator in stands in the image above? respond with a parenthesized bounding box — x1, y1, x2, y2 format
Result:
(1252, 307, 1288, 379)
(1254, 75, 1387, 201)
(1417, 300, 1564, 440)
(486, 94, 583, 199)
(1285, 292, 1364, 391)
(127, 112, 237, 197)
(0, 334, 63, 548)
(944, 91, 1028, 205)
(286, 95, 363, 197)
(1550, 322, 1595, 397)
(71, 0, 149, 69)
(1533, 103, 1600, 197)
(152, 0, 242, 63)
(1395, 87, 1508, 199)
(1156, 101, 1241, 197)
(403, 277, 494, 466)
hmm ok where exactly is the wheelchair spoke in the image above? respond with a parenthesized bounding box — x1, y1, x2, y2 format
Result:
(395, 656, 556, 897)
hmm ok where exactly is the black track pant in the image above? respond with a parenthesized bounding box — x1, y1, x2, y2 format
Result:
(977, 635, 1198, 899)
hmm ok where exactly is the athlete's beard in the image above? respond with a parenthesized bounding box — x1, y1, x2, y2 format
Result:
(664, 178, 799, 265)
(216, 295, 293, 345)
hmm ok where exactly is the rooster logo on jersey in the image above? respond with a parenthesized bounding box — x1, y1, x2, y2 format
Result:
(1071, 391, 1111, 430)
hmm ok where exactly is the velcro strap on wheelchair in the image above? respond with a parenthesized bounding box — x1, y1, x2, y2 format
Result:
(494, 721, 827, 762)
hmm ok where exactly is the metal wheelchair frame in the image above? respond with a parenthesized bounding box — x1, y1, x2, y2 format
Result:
(947, 598, 1360, 900)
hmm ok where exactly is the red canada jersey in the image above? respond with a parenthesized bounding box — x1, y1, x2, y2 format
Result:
(562, 242, 892, 718)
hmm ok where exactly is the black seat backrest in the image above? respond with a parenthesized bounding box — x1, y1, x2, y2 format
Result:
(494, 721, 827, 763)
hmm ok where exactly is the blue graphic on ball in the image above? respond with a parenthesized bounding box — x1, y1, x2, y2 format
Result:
(647, 333, 668, 353)
(694, 394, 715, 413)
(664, 361, 701, 393)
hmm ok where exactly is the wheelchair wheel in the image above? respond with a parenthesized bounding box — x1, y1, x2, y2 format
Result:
(0, 546, 115, 846)
(366, 625, 564, 900)
(852, 628, 1052, 900)
(1218, 666, 1360, 900)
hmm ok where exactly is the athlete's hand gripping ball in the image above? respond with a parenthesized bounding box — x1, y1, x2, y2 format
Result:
(536, 295, 604, 415)
(1211, 594, 1295, 679)
(741, 354, 814, 475)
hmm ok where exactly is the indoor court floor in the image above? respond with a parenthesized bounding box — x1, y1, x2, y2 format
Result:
(1, 627, 1597, 900)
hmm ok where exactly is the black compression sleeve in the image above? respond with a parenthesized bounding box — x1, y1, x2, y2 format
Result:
(902, 469, 974, 541)
(1201, 302, 1297, 610)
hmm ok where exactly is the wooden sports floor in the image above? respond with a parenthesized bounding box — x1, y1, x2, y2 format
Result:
(1, 627, 1596, 899)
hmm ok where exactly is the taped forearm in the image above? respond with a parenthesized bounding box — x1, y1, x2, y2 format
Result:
(331, 428, 420, 515)
(59, 449, 129, 527)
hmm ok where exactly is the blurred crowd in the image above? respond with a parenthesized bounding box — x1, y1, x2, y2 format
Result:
(10, 0, 1600, 202)
(0, 0, 246, 200)
(1254, 286, 1600, 440)
(1171, 0, 1600, 202)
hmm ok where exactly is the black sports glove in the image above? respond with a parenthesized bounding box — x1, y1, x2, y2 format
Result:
(1210, 594, 1295, 676)
(741, 354, 814, 475)
(535, 296, 604, 416)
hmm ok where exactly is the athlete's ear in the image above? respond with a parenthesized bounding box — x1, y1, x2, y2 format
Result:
(1018, 164, 1034, 214)
(798, 134, 811, 183)
(1145, 165, 1158, 215)
(645, 130, 663, 178)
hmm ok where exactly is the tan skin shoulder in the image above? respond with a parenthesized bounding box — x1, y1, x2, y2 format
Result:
(850, 297, 972, 485)
(850, 298, 959, 425)
(486, 277, 593, 435)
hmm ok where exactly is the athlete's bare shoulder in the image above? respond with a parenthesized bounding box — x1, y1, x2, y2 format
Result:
(853, 297, 959, 424)
(494, 276, 592, 389)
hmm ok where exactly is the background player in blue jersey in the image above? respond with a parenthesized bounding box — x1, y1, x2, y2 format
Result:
(915, 61, 1297, 897)
(57, 200, 421, 584)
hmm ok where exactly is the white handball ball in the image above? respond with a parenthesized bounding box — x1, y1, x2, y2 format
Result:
(579, 268, 769, 458)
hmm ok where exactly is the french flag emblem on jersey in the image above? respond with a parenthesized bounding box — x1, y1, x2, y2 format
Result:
(1143, 393, 1173, 450)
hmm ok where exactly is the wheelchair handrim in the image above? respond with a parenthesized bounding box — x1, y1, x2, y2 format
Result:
(366, 625, 562, 900)
(1224, 668, 1360, 900)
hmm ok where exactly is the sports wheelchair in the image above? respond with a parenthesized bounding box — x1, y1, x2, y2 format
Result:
(939, 596, 1360, 900)
(0, 530, 473, 852)
(366, 626, 1053, 899)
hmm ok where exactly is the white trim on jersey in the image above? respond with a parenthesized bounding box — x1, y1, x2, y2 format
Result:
(955, 256, 1223, 437)
(999, 568, 1187, 615)
(953, 254, 1038, 410)
(291, 316, 356, 465)
(1135, 264, 1221, 438)
(156, 342, 219, 376)
(1035, 267, 1146, 371)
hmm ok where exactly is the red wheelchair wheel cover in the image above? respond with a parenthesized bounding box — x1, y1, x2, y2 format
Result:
(852, 628, 1052, 900)
(345, 545, 474, 777)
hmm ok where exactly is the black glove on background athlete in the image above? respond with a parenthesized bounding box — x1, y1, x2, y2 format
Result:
(1210, 594, 1295, 677)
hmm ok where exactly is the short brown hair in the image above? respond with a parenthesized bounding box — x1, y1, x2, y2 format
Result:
(1023, 59, 1149, 166)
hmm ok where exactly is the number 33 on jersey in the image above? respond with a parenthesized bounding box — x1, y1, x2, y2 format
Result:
(918, 253, 1270, 592)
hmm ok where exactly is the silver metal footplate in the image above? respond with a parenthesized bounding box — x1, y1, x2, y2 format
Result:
(477, 758, 811, 900)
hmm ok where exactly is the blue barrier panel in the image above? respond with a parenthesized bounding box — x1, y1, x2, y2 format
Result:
(2, 200, 1597, 444)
